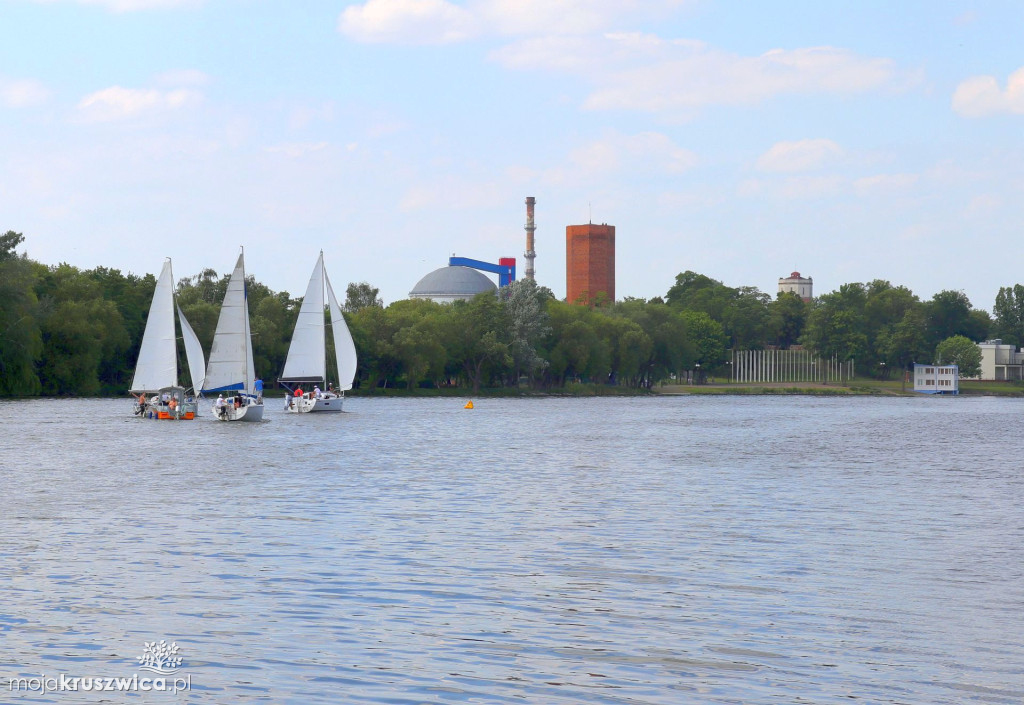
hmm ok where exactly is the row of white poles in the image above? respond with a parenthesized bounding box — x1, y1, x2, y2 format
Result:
(730, 349, 854, 383)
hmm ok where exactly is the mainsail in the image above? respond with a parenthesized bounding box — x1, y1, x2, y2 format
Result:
(280, 254, 327, 382)
(130, 261, 178, 393)
(280, 252, 358, 390)
(203, 253, 255, 394)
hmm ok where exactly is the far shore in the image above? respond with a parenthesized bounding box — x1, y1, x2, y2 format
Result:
(6, 379, 1024, 400)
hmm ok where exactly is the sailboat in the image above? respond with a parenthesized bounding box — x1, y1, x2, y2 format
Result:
(202, 250, 265, 422)
(129, 259, 206, 420)
(280, 251, 357, 413)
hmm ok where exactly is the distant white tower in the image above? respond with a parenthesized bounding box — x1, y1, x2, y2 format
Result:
(778, 271, 813, 302)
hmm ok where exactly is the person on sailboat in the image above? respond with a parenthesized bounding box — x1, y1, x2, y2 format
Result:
(313, 385, 321, 399)
(215, 394, 226, 418)
(254, 377, 264, 403)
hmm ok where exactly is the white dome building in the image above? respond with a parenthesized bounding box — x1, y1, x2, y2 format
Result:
(409, 266, 497, 304)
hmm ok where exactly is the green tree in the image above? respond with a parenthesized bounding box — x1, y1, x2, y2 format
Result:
(862, 280, 922, 374)
(444, 293, 512, 392)
(0, 237, 42, 395)
(721, 287, 770, 351)
(87, 267, 155, 390)
(614, 299, 692, 384)
(0, 230, 25, 261)
(665, 271, 733, 319)
(344, 282, 383, 313)
(926, 290, 988, 346)
(801, 283, 870, 363)
(768, 291, 806, 348)
(680, 310, 727, 374)
(35, 264, 129, 395)
(347, 304, 400, 389)
(875, 308, 930, 388)
(935, 335, 982, 377)
(502, 279, 552, 385)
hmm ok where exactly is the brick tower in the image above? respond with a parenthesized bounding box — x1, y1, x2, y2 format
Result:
(566, 223, 615, 305)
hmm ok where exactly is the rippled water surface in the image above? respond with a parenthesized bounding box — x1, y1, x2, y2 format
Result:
(1, 395, 1023, 703)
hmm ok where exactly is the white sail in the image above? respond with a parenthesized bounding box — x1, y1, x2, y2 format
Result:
(280, 253, 327, 382)
(325, 271, 358, 390)
(130, 260, 177, 393)
(178, 306, 206, 393)
(203, 253, 254, 393)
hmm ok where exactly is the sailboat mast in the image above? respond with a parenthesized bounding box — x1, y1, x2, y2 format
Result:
(168, 257, 179, 388)
(321, 250, 330, 387)
(241, 246, 250, 394)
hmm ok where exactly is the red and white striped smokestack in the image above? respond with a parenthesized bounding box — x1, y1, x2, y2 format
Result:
(524, 196, 536, 280)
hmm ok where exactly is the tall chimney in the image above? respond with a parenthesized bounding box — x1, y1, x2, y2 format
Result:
(524, 196, 536, 280)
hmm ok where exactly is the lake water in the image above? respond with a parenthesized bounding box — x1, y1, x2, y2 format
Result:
(1, 395, 1022, 704)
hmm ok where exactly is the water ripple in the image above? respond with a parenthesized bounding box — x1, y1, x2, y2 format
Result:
(1, 396, 1022, 703)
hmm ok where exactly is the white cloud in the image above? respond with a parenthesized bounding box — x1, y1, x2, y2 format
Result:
(965, 193, 1001, 215)
(31, 0, 202, 11)
(287, 103, 337, 130)
(953, 11, 978, 27)
(478, 0, 687, 37)
(756, 139, 843, 173)
(569, 131, 697, 174)
(0, 77, 49, 107)
(495, 35, 905, 116)
(154, 69, 210, 87)
(952, 67, 1024, 117)
(338, 2, 905, 116)
(854, 173, 918, 194)
(339, 0, 477, 45)
(400, 175, 507, 210)
(76, 85, 200, 122)
(265, 142, 330, 158)
(338, 0, 687, 43)
(738, 175, 844, 200)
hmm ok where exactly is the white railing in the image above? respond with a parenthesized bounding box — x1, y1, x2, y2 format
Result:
(731, 349, 854, 384)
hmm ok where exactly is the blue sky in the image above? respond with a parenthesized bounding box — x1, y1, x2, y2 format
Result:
(2, 0, 1023, 309)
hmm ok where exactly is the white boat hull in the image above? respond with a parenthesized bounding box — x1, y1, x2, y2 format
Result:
(214, 398, 265, 422)
(284, 393, 343, 413)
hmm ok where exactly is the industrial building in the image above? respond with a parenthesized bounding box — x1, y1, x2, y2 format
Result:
(408, 198, 532, 303)
(409, 266, 498, 304)
(566, 223, 615, 305)
(778, 272, 813, 301)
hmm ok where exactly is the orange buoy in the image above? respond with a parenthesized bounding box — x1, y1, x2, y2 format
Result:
(464, 400, 474, 409)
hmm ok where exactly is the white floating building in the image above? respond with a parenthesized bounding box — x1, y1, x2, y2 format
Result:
(913, 364, 959, 394)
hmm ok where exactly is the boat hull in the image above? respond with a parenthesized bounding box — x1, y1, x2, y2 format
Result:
(214, 399, 265, 422)
(134, 390, 199, 420)
(284, 393, 344, 413)
(135, 404, 198, 420)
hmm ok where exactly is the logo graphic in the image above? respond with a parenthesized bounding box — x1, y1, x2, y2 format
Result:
(137, 641, 182, 674)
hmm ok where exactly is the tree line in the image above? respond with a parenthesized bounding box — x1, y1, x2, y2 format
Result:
(1, 230, 1019, 396)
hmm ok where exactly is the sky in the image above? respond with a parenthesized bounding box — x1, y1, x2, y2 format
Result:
(2, 0, 1024, 309)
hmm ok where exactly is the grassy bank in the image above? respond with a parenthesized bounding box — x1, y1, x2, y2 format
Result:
(654, 378, 1024, 396)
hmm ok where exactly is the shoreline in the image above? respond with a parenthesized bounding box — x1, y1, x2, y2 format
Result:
(6, 380, 1024, 400)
